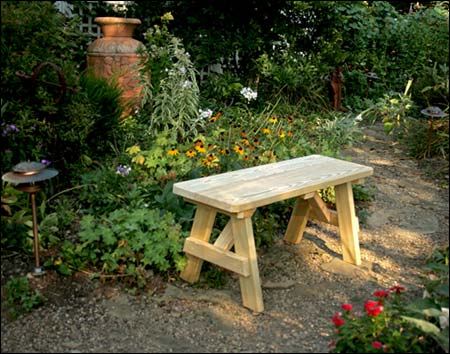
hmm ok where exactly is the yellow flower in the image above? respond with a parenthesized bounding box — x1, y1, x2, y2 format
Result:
(278, 129, 286, 138)
(167, 148, 179, 156)
(287, 130, 293, 138)
(218, 148, 230, 155)
(186, 150, 196, 158)
(269, 117, 278, 124)
(262, 127, 271, 134)
(241, 138, 250, 146)
(135, 155, 145, 165)
(195, 144, 206, 153)
(202, 154, 219, 167)
(126, 144, 141, 155)
(233, 145, 244, 155)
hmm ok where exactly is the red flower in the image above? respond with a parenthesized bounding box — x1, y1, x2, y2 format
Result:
(364, 300, 384, 317)
(342, 303, 353, 311)
(389, 285, 406, 294)
(372, 341, 383, 349)
(332, 313, 345, 327)
(374, 290, 390, 298)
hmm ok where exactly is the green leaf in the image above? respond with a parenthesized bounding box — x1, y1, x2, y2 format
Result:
(401, 316, 441, 335)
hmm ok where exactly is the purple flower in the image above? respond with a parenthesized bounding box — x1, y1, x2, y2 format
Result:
(41, 159, 51, 166)
(116, 165, 131, 177)
(1, 124, 19, 135)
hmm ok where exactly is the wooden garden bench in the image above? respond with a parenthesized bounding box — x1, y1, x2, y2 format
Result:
(173, 154, 373, 312)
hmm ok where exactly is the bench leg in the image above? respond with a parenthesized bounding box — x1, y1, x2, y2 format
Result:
(180, 205, 217, 283)
(284, 197, 311, 244)
(231, 216, 264, 313)
(335, 182, 361, 265)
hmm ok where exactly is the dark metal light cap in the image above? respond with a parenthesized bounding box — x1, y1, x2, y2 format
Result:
(12, 161, 47, 175)
(420, 106, 448, 118)
(2, 161, 58, 185)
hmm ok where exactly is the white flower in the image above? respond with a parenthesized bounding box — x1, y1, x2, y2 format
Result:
(240, 87, 258, 103)
(199, 108, 213, 120)
(179, 66, 186, 75)
(355, 114, 363, 122)
(182, 80, 192, 88)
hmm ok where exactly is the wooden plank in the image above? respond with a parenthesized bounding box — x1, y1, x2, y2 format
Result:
(309, 193, 339, 227)
(284, 197, 311, 244)
(231, 216, 264, 312)
(173, 155, 373, 213)
(180, 205, 217, 283)
(335, 182, 361, 265)
(184, 238, 250, 276)
(213, 220, 234, 250)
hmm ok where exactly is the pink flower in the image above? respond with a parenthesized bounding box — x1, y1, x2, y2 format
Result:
(374, 290, 390, 298)
(332, 313, 345, 327)
(342, 303, 353, 311)
(372, 341, 383, 349)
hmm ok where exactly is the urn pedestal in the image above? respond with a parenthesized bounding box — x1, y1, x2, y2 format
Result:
(87, 17, 145, 118)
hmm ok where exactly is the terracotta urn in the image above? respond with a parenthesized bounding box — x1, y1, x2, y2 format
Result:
(87, 17, 146, 118)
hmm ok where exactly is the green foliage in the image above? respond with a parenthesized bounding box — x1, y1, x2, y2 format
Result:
(76, 163, 147, 216)
(72, 208, 187, 286)
(1, 276, 44, 320)
(255, 52, 329, 109)
(77, 73, 123, 155)
(1, 183, 33, 252)
(139, 14, 200, 142)
(1, 2, 123, 180)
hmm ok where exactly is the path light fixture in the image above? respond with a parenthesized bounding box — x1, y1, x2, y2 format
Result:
(2, 161, 58, 276)
(364, 71, 379, 98)
(420, 106, 448, 158)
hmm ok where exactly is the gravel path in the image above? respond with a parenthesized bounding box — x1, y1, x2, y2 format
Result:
(2, 123, 449, 353)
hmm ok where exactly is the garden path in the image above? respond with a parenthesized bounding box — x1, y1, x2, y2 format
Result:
(1, 122, 449, 353)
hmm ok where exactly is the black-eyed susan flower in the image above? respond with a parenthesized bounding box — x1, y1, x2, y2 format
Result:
(202, 154, 219, 167)
(218, 148, 230, 155)
(262, 127, 271, 134)
(241, 138, 250, 146)
(287, 130, 293, 138)
(233, 145, 244, 155)
(269, 117, 278, 124)
(167, 148, 179, 156)
(241, 130, 247, 137)
(195, 144, 206, 153)
(253, 138, 260, 146)
(207, 143, 215, 150)
(186, 150, 196, 158)
(278, 129, 286, 138)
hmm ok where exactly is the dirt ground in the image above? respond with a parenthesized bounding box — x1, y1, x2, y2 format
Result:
(1, 122, 449, 353)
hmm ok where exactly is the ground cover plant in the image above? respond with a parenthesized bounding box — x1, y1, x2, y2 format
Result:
(1, 2, 448, 352)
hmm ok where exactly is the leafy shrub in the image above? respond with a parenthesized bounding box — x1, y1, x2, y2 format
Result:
(138, 13, 200, 142)
(72, 208, 187, 287)
(1, 276, 44, 320)
(1, 182, 33, 252)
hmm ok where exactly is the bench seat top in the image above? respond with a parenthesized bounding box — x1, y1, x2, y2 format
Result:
(173, 154, 373, 213)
